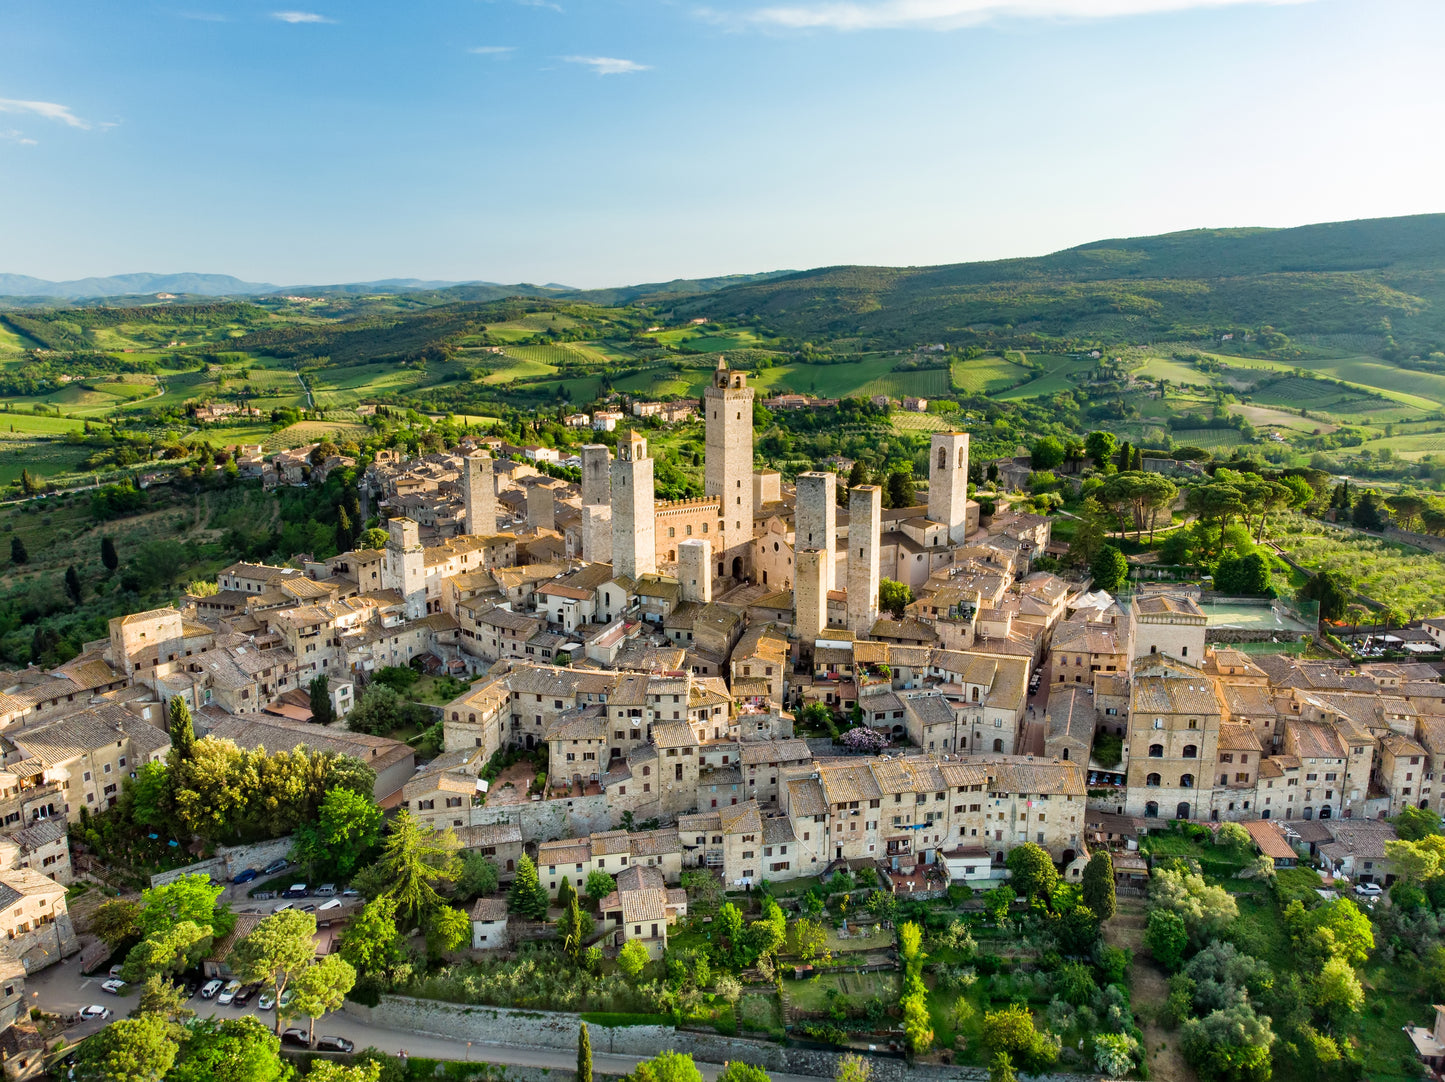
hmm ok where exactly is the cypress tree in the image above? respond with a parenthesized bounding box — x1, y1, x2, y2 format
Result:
(10, 537, 27, 565)
(557, 876, 576, 914)
(64, 566, 82, 605)
(101, 536, 118, 572)
(577, 1022, 593, 1082)
(508, 855, 550, 920)
(1081, 850, 1116, 922)
(168, 696, 195, 761)
(309, 674, 334, 726)
(335, 506, 353, 554)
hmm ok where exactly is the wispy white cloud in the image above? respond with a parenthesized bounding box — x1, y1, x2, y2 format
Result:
(272, 10, 334, 23)
(562, 55, 651, 74)
(469, 45, 517, 55)
(0, 99, 90, 130)
(715, 0, 1313, 31)
(0, 128, 38, 146)
(517, 0, 564, 11)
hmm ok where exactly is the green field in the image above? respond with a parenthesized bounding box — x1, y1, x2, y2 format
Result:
(890, 411, 955, 434)
(994, 354, 1098, 400)
(0, 411, 86, 435)
(1170, 427, 1249, 449)
(951, 354, 1031, 394)
(0, 439, 93, 486)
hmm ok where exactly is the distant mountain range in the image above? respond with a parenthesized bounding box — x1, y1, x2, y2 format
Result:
(0, 272, 511, 300)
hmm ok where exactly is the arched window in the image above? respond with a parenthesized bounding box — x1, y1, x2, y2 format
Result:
(993, 738, 1004, 753)
(1144, 801, 1159, 818)
(958, 447, 965, 469)
(971, 687, 980, 702)
(1062, 748, 1070, 761)
(937, 447, 947, 470)
(1175, 802, 1191, 820)
(1182, 744, 1198, 759)
(1180, 774, 1195, 789)
(1146, 773, 1161, 787)
(1149, 744, 1164, 758)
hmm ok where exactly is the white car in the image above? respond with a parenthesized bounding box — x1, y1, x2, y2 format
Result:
(100, 979, 126, 995)
(258, 991, 276, 1011)
(79, 1005, 111, 1021)
(200, 979, 224, 999)
(1354, 882, 1384, 897)
(216, 979, 242, 1005)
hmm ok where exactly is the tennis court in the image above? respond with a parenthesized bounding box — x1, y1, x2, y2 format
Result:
(1203, 598, 1315, 636)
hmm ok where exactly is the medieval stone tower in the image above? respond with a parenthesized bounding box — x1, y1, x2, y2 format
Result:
(385, 517, 427, 620)
(611, 429, 656, 581)
(678, 538, 712, 605)
(927, 431, 971, 544)
(794, 547, 828, 649)
(581, 445, 611, 507)
(705, 357, 754, 579)
(462, 452, 498, 537)
(795, 472, 837, 593)
(846, 485, 882, 636)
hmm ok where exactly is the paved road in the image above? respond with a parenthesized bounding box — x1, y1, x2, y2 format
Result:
(26, 955, 822, 1081)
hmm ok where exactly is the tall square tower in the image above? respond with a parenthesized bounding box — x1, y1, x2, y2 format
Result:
(705, 358, 754, 579)
(462, 453, 498, 537)
(611, 430, 656, 581)
(927, 431, 970, 544)
(581, 445, 611, 507)
(846, 485, 882, 636)
(795, 472, 837, 593)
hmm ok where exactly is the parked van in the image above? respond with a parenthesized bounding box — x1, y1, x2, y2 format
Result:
(315, 884, 337, 897)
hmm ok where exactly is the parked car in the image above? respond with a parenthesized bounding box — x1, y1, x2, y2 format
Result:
(280, 1028, 311, 1049)
(273, 901, 295, 914)
(315, 1036, 355, 1054)
(278, 989, 295, 1009)
(317, 899, 343, 912)
(100, 979, 126, 995)
(79, 1005, 111, 1021)
(234, 983, 261, 1007)
(262, 859, 289, 876)
(232, 868, 258, 885)
(258, 991, 276, 1011)
(217, 980, 243, 1006)
(315, 883, 338, 897)
(298, 904, 317, 913)
(340, 887, 360, 897)
(281, 884, 309, 899)
(200, 979, 224, 999)
(1354, 882, 1384, 897)
(108, 965, 124, 978)
(180, 978, 200, 999)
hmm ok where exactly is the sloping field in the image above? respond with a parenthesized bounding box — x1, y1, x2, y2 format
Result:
(952, 355, 1030, 394)
(1170, 428, 1248, 449)
(995, 354, 1097, 400)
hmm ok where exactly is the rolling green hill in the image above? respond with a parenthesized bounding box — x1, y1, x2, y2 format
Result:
(669, 214, 1445, 351)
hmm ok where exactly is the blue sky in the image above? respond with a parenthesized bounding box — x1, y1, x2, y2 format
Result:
(2, 0, 1442, 287)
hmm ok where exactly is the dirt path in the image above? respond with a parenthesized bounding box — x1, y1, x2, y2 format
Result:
(1108, 897, 1196, 1082)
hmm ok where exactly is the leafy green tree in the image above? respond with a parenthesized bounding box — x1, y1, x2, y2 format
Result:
(1145, 909, 1189, 971)
(790, 917, 827, 963)
(425, 903, 471, 960)
(618, 938, 650, 981)
(71, 1013, 178, 1082)
(835, 1054, 871, 1082)
(1300, 569, 1350, 623)
(878, 578, 913, 619)
(122, 920, 212, 983)
(717, 1065, 769, 1082)
(337, 896, 406, 980)
(1180, 1002, 1274, 1082)
(169, 1016, 288, 1082)
(1085, 431, 1118, 469)
(288, 954, 357, 1045)
(375, 810, 459, 928)
(989, 1052, 1017, 1082)
(360, 527, 389, 549)
(101, 535, 119, 571)
(585, 869, 616, 906)
(1081, 850, 1116, 922)
(509, 853, 551, 920)
(169, 695, 196, 761)
(1090, 545, 1128, 592)
(136, 975, 194, 1021)
(1094, 1032, 1140, 1076)
(1031, 437, 1065, 470)
(1393, 805, 1443, 842)
(92, 897, 142, 949)
(716, 901, 745, 962)
(578, 1021, 593, 1082)
(982, 1004, 1058, 1072)
(294, 786, 383, 879)
(1150, 867, 1238, 946)
(307, 1064, 383, 1082)
(457, 852, 501, 899)
(228, 909, 319, 1033)
(886, 470, 916, 509)
(309, 674, 334, 726)
(632, 1051, 703, 1082)
(558, 876, 577, 914)
(1006, 843, 1059, 907)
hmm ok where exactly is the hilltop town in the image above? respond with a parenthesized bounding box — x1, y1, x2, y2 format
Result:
(0, 357, 1440, 1079)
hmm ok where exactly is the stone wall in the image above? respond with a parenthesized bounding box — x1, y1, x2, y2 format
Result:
(149, 836, 297, 888)
(473, 793, 613, 843)
(343, 997, 1109, 1082)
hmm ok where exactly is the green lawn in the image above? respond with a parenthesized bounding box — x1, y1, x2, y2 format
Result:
(952, 355, 1031, 394)
(995, 354, 1098, 400)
